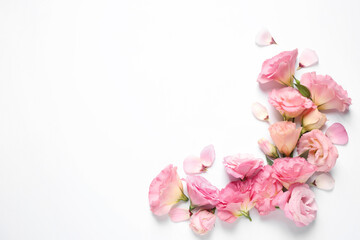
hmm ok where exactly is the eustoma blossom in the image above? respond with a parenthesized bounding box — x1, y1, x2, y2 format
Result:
(149, 43, 351, 234)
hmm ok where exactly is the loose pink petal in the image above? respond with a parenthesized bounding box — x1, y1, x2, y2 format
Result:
(255, 29, 276, 46)
(313, 173, 335, 191)
(169, 207, 191, 222)
(326, 123, 348, 145)
(298, 49, 319, 69)
(200, 145, 215, 167)
(252, 102, 269, 121)
(183, 156, 203, 175)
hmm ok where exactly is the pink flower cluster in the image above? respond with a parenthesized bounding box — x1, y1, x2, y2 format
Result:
(148, 34, 351, 235)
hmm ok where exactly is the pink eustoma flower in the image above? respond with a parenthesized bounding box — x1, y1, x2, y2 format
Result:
(185, 175, 219, 207)
(183, 145, 215, 175)
(272, 157, 317, 189)
(298, 129, 338, 172)
(217, 179, 255, 223)
(223, 153, 264, 179)
(189, 210, 216, 235)
(301, 108, 327, 132)
(268, 87, 316, 119)
(269, 121, 302, 156)
(252, 165, 283, 215)
(301, 72, 351, 112)
(258, 138, 278, 158)
(257, 49, 298, 86)
(149, 165, 188, 216)
(276, 183, 317, 227)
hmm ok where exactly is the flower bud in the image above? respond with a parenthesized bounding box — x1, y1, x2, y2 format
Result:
(258, 138, 278, 158)
(302, 108, 327, 132)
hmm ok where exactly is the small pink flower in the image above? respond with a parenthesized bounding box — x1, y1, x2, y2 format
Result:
(217, 180, 255, 223)
(326, 123, 348, 145)
(298, 129, 338, 172)
(298, 49, 319, 69)
(255, 29, 276, 46)
(183, 145, 215, 175)
(269, 121, 302, 156)
(149, 165, 188, 216)
(257, 49, 298, 86)
(258, 138, 278, 158)
(252, 166, 283, 215)
(301, 72, 351, 112)
(223, 153, 264, 179)
(189, 210, 216, 235)
(252, 102, 269, 121)
(302, 108, 327, 132)
(169, 207, 191, 222)
(279, 183, 317, 227)
(268, 87, 316, 118)
(272, 157, 317, 189)
(185, 176, 219, 207)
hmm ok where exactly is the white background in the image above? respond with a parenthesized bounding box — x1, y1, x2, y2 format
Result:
(0, 0, 360, 239)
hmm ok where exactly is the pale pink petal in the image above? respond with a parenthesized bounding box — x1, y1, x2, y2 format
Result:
(183, 156, 203, 175)
(326, 123, 348, 145)
(200, 145, 215, 167)
(255, 29, 276, 46)
(252, 102, 269, 121)
(313, 173, 335, 191)
(299, 49, 319, 69)
(169, 207, 191, 222)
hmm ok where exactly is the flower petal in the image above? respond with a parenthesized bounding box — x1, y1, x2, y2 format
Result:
(255, 29, 276, 46)
(200, 145, 215, 167)
(252, 102, 269, 121)
(326, 123, 348, 145)
(183, 156, 203, 175)
(299, 49, 319, 69)
(169, 207, 191, 222)
(313, 173, 335, 191)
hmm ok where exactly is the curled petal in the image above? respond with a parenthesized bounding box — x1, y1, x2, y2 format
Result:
(200, 145, 215, 167)
(298, 49, 319, 69)
(252, 102, 269, 121)
(183, 156, 203, 175)
(326, 123, 348, 145)
(169, 207, 191, 222)
(312, 173, 335, 191)
(255, 29, 276, 46)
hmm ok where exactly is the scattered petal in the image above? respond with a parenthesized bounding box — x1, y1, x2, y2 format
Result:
(298, 49, 319, 69)
(326, 123, 348, 145)
(313, 173, 335, 191)
(183, 156, 203, 175)
(169, 207, 191, 222)
(255, 29, 276, 46)
(252, 102, 269, 121)
(200, 145, 215, 167)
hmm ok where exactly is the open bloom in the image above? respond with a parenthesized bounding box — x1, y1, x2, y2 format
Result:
(298, 129, 338, 172)
(149, 165, 188, 216)
(189, 210, 216, 235)
(217, 180, 255, 223)
(269, 121, 302, 156)
(185, 176, 219, 207)
(301, 72, 351, 112)
(252, 166, 283, 215)
(275, 183, 317, 227)
(268, 87, 315, 118)
(223, 153, 264, 179)
(183, 145, 215, 175)
(257, 49, 298, 86)
(272, 157, 317, 189)
(302, 108, 327, 132)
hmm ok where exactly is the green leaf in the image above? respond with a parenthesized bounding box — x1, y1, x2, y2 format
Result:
(299, 150, 310, 160)
(266, 155, 274, 166)
(296, 83, 311, 99)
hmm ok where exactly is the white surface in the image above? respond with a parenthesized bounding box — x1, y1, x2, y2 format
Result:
(0, 0, 360, 239)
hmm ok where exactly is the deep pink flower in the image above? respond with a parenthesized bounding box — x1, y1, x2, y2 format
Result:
(217, 180, 255, 223)
(301, 72, 351, 112)
(189, 210, 216, 235)
(223, 153, 264, 179)
(185, 176, 219, 207)
(257, 49, 298, 86)
(272, 157, 317, 189)
(268, 87, 315, 118)
(149, 165, 188, 216)
(298, 129, 338, 172)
